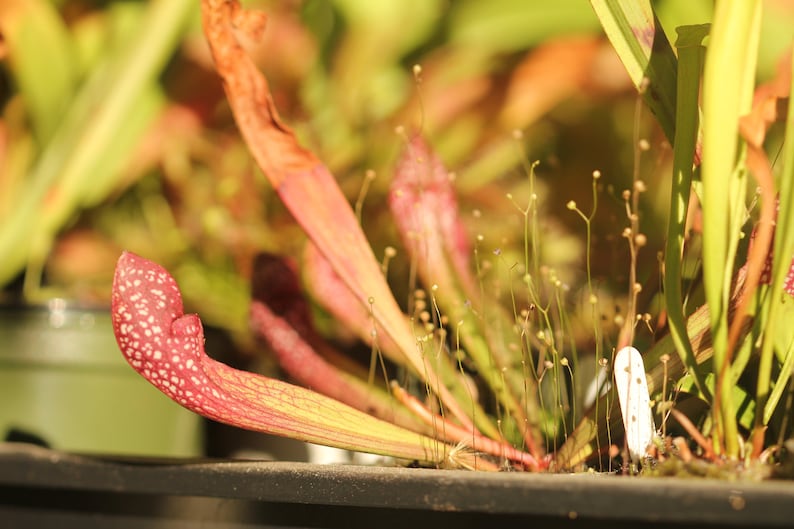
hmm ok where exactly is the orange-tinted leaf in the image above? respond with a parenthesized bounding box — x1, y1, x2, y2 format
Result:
(200, 0, 474, 430)
(739, 47, 791, 147)
(499, 37, 603, 130)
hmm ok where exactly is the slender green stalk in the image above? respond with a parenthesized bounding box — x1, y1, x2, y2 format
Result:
(758, 51, 794, 427)
(664, 24, 710, 401)
(765, 337, 794, 425)
(700, 0, 761, 457)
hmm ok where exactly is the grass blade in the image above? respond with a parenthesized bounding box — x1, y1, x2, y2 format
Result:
(700, 0, 762, 457)
(589, 0, 678, 143)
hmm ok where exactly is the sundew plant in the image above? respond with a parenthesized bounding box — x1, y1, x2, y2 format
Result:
(108, 0, 794, 474)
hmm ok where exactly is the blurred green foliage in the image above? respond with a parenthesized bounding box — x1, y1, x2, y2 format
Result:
(1, 0, 790, 335)
(1, 0, 793, 465)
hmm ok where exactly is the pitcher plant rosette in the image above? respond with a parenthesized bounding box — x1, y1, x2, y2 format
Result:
(111, 0, 794, 474)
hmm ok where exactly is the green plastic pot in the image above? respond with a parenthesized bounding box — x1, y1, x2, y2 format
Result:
(0, 301, 202, 456)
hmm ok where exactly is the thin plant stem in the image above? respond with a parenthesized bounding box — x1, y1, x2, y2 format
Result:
(664, 24, 710, 401)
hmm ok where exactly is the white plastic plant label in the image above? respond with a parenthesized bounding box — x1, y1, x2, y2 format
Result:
(614, 346, 656, 463)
